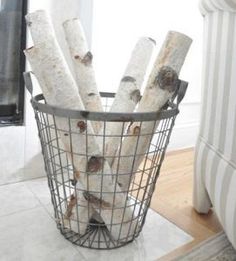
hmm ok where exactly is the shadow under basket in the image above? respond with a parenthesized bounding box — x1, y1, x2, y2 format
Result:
(24, 72, 188, 250)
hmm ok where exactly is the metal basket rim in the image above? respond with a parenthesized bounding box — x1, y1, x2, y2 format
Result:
(31, 93, 179, 122)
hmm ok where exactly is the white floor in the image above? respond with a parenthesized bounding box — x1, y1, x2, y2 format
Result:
(0, 178, 193, 261)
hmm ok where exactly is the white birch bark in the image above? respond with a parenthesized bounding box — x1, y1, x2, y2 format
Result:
(26, 9, 106, 230)
(24, 39, 137, 240)
(25, 10, 98, 231)
(25, 41, 91, 235)
(63, 187, 94, 235)
(25, 10, 57, 45)
(63, 18, 103, 134)
(113, 31, 192, 191)
(25, 10, 70, 100)
(104, 37, 155, 166)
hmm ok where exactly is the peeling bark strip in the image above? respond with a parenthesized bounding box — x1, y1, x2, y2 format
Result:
(83, 192, 111, 209)
(65, 194, 77, 219)
(113, 31, 192, 191)
(102, 37, 155, 166)
(63, 19, 103, 134)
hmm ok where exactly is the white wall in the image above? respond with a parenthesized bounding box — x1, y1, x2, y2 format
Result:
(92, 0, 203, 150)
(0, 0, 92, 185)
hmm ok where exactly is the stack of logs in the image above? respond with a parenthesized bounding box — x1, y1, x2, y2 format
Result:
(24, 10, 192, 240)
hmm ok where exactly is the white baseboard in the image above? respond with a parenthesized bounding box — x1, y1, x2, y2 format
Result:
(168, 122, 199, 151)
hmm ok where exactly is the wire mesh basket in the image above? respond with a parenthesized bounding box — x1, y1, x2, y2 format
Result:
(24, 72, 187, 250)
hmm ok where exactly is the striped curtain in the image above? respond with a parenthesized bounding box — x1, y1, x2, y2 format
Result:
(194, 0, 236, 249)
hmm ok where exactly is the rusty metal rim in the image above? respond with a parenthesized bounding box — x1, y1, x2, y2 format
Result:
(31, 93, 179, 122)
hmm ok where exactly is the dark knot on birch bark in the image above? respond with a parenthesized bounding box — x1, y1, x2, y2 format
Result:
(87, 156, 104, 173)
(74, 51, 93, 66)
(154, 66, 178, 93)
(133, 126, 140, 135)
(77, 121, 87, 133)
(130, 89, 141, 103)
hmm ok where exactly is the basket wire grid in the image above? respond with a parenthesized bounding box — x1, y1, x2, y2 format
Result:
(24, 72, 187, 249)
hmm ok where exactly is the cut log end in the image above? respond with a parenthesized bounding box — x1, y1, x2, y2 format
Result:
(63, 17, 79, 26)
(154, 66, 179, 93)
(168, 30, 193, 44)
(147, 37, 156, 45)
(88, 92, 96, 96)
(87, 156, 104, 173)
(121, 76, 136, 83)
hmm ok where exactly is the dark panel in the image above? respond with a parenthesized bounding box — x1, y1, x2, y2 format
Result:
(0, 0, 27, 126)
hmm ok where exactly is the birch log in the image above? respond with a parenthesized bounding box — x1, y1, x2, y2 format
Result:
(24, 39, 137, 240)
(64, 186, 94, 234)
(25, 10, 57, 44)
(25, 41, 92, 235)
(25, 10, 93, 230)
(113, 31, 192, 191)
(104, 37, 155, 166)
(25, 10, 67, 100)
(25, 10, 101, 229)
(63, 18, 103, 134)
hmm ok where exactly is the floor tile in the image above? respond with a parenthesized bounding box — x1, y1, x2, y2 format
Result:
(25, 177, 52, 206)
(0, 182, 41, 217)
(5, 178, 193, 260)
(0, 207, 85, 261)
(25, 178, 58, 218)
(0, 127, 25, 184)
(76, 209, 193, 261)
